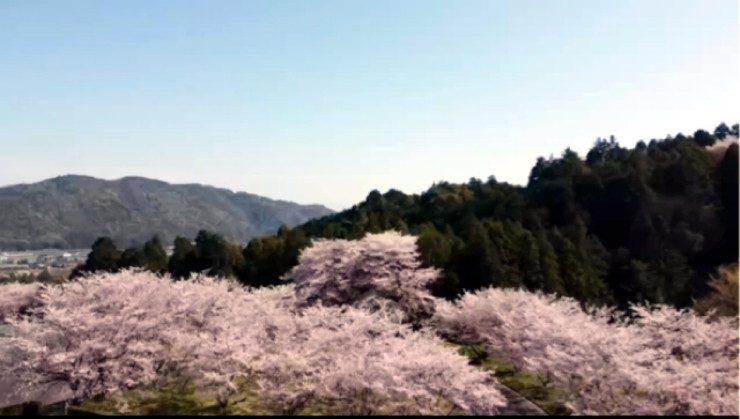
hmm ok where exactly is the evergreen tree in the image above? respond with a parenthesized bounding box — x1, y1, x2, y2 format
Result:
(714, 122, 732, 139)
(549, 228, 592, 303)
(85, 237, 121, 273)
(193, 230, 234, 278)
(119, 247, 147, 270)
(416, 223, 453, 268)
(455, 218, 505, 291)
(142, 235, 168, 274)
(78, 123, 737, 311)
(515, 229, 543, 292)
(168, 236, 196, 280)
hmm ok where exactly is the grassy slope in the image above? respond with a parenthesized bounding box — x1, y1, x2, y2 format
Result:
(445, 342, 572, 416)
(79, 374, 466, 416)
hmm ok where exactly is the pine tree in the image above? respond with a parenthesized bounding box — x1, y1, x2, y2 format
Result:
(85, 237, 121, 273)
(142, 235, 168, 274)
(168, 236, 196, 280)
(119, 247, 147, 270)
(516, 229, 544, 292)
(455, 218, 505, 291)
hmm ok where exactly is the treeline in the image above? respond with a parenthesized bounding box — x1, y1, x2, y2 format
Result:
(72, 123, 739, 311)
(0, 269, 65, 285)
(70, 231, 246, 281)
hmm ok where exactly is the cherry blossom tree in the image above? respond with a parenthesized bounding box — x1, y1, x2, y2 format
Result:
(0, 267, 506, 414)
(250, 303, 506, 415)
(284, 231, 440, 329)
(0, 281, 44, 322)
(1, 271, 188, 404)
(3, 231, 734, 415)
(433, 287, 739, 415)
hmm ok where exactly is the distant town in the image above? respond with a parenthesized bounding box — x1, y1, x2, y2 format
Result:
(0, 249, 89, 271)
(0, 247, 176, 280)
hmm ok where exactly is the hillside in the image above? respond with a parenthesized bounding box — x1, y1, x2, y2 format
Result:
(0, 175, 333, 250)
(22, 124, 738, 315)
(234, 124, 739, 311)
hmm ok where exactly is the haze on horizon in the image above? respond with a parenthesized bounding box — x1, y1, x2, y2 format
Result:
(1, 0, 737, 211)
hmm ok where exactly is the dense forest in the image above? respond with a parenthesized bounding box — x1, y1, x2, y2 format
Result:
(72, 123, 738, 311)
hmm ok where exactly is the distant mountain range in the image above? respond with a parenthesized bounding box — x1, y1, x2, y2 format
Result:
(0, 175, 334, 250)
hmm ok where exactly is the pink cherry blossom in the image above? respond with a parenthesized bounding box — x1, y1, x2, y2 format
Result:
(434, 287, 739, 415)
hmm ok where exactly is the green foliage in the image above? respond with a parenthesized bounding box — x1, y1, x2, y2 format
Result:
(74, 123, 739, 311)
(76, 373, 462, 416)
(457, 344, 489, 366)
(142, 235, 168, 274)
(118, 247, 146, 270)
(85, 237, 121, 273)
(167, 236, 196, 280)
(238, 225, 311, 287)
(226, 123, 738, 310)
(190, 230, 244, 278)
(79, 377, 221, 416)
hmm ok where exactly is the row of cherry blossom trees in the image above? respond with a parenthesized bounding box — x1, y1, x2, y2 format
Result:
(1, 232, 737, 415)
(0, 233, 506, 415)
(434, 287, 738, 415)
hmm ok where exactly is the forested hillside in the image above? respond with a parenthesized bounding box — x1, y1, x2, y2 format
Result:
(73, 123, 738, 311)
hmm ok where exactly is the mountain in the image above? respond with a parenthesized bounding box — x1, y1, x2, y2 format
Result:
(0, 175, 334, 250)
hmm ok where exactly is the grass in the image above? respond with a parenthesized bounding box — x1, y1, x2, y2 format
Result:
(79, 375, 272, 416)
(444, 341, 573, 416)
(77, 373, 468, 416)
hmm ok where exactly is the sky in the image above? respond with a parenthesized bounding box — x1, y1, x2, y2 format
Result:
(0, 0, 738, 211)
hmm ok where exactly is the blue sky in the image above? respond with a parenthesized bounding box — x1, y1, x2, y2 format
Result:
(0, 0, 737, 211)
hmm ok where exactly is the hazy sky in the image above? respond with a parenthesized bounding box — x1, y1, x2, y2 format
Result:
(1, 0, 737, 211)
